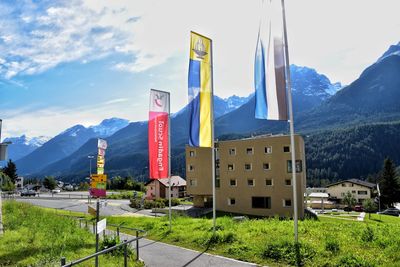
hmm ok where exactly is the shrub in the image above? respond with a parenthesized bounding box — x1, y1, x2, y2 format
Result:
(262, 241, 316, 265)
(130, 198, 142, 209)
(361, 226, 375, 243)
(337, 254, 373, 267)
(325, 238, 340, 253)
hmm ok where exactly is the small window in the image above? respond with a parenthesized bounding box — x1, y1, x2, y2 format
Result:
(341, 192, 345, 196)
(263, 163, 270, 170)
(189, 179, 197, 187)
(287, 160, 303, 173)
(228, 164, 234, 171)
(246, 147, 254, 155)
(189, 150, 195, 157)
(285, 179, 291, 186)
(245, 163, 252, 171)
(229, 148, 236, 155)
(228, 198, 236, 205)
(252, 197, 271, 209)
(283, 146, 290, 153)
(341, 183, 346, 187)
(265, 146, 272, 154)
(265, 179, 273, 186)
(230, 179, 237, 186)
(247, 179, 255, 186)
(358, 191, 368, 195)
(352, 190, 356, 193)
(188, 164, 195, 172)
(283, 199, 292, 207)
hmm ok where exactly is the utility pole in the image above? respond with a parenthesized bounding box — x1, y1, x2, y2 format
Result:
(95, 198, 100, 267)
(0, 119, 11, 235)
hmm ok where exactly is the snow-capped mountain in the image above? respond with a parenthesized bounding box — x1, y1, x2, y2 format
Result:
(90, 118, 129, 136)
(16, 117, 129, 175)
(378, 42, 400, 62)
(3, 135, 51, 161)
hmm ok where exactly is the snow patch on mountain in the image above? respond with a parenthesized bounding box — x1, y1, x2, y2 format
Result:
(90, 118, 129, 136)
(4, 135, 51, 147)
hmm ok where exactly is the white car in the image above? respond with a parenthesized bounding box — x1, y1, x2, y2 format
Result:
(51, 189, 61, 193)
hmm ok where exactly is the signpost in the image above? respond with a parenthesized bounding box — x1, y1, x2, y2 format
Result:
(97, 218, 107, 234)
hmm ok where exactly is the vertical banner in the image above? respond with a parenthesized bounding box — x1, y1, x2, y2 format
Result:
(254, 0, 288, 120)
(90, 138, 108, 197)
(188, 32, 213, 147)
(148, 89, 170, 179)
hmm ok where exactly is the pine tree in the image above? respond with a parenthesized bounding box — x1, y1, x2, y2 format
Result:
(378, 158, 400, 208)
(2, 159, 18, 184)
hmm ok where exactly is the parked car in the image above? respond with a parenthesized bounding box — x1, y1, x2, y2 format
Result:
(354, 205, 364, 212)
(51, 189, 61, 193)
(377, 208, 400, 217)
(21, 190, 36, 197)
(344, 206, 352, 212)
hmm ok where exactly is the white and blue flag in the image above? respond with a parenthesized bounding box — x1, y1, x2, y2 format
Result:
(255, 0, 288, 120)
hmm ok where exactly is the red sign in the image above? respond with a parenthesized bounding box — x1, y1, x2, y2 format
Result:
(148, 89, 170, 179)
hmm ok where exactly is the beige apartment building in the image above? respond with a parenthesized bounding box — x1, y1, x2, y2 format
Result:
(326, 179, 375, 204)
(186, 134, 306, 218)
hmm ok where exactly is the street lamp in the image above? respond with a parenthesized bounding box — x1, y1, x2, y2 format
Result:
(88, 155, 95, 177)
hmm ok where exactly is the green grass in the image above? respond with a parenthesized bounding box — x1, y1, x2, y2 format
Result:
(106, 191, 144, 200)
(0, 201, 143, 267)
(104, 212, 400, 267)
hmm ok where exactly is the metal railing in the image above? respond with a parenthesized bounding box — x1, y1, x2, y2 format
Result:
(62, 219, 146, 267)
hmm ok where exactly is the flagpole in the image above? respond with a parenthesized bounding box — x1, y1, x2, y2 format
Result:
(281, 0, 298, 243)
(210, 39, 216, 234)
(168, 92, 172, 232)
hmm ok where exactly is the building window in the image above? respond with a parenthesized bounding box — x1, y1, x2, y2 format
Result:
(188, 164, 195, 172)
(230, 179, 237, 186)
(216, 178, 220, 188)
(265, 146, 272, 154)
(283, 199, 292, 207)
(245, 163, 252, 171)
(341, 183, 346, 187)
(283, 146, 290, 153)
(252, 197, 271, 209)
(246, 147, 254, 155)
(352, 190, 356, 193)
(189, 150, 195, 157)
(285, 179, 292, 186)
(247, 179, 255, 187)
(265, 179, 273, 186)
(229, 148, 236, 155)
(358, 190, 368, 195)
(228, 164, 234, 171)
(263, 163, 270, 170)
(287, 160, 303, 173)
(189, 179, 197, 187)
(228, 198, 236, 206)
(341, 192, 345, 196)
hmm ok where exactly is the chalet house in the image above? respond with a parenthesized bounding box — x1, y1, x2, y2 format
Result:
(145, 176, 187, 200)
(326, 179, 375, 204)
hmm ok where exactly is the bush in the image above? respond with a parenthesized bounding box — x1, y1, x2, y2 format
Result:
(130, 198, 142, 209)
(100, 236, 134, 257)
(325, 238, 340, 253)
(361, 226, 375, 243)
(337, 254, 373, 267)
(262, 241, 316, 265)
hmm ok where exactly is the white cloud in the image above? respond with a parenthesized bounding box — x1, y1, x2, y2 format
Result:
(1, 99, 138, 138)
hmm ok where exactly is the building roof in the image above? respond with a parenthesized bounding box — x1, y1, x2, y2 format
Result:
(146, 176, 186, 187)
(327, 179, 376, 189)
(217, 133, 302, 144)
(309, 192, 329, 198)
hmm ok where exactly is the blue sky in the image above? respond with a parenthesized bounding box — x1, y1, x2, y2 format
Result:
(1, 0, 400, 138)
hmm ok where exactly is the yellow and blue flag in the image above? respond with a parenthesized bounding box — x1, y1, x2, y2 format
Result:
(188, 32, 213, 147)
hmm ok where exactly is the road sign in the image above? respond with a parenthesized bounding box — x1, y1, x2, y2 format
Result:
(97, 218, 106, 234)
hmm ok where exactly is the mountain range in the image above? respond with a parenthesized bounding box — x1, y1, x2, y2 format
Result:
(9, 42, 400, 184)
(3, 135, 51, 161)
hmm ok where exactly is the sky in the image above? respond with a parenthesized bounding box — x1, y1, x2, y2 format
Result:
(1, 0, 399, 138)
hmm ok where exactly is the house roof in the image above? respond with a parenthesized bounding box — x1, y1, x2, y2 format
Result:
(327, 179, 376, 189)
(146, 176, 186, 187)
(309, 192, 329, 198)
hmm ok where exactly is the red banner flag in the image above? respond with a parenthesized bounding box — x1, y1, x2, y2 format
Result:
(148, 89, 170, 179)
